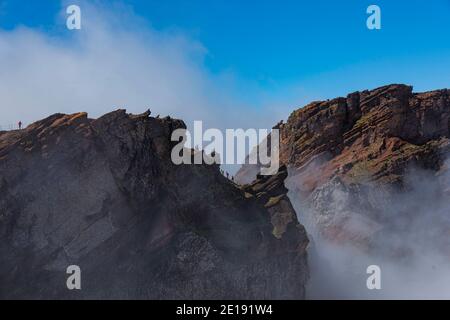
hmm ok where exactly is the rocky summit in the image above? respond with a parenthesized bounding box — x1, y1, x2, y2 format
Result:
(238, 84, 450, 189)
(236, 84, 450, 250)
(0, 110, 308, 299)
(2, 84, 449, 300)
(279, 84, 450, 191)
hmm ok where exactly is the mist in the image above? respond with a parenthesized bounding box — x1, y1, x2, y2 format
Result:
(287, 159, 450, 299)
(0, 0, 299, 135)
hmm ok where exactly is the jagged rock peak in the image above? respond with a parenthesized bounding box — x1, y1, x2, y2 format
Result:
(0, 109, 308, 299)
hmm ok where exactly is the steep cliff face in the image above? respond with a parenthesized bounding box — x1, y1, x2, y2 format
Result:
(279, 84, 450, 193)
(0, 110, 308, 299)
(236, 84, 450, 249)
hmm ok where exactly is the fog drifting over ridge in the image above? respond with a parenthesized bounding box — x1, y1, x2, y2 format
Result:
(288, 162, 450, 299)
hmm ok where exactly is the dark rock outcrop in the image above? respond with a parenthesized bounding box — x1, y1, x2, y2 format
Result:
(0, 110, 308, 299)
(240, 165, 307, 241)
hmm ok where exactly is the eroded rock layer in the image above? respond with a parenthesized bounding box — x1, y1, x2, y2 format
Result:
(236, 84, 450, 249)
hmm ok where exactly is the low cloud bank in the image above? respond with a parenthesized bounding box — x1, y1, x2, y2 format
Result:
(289, 161, 450, 299)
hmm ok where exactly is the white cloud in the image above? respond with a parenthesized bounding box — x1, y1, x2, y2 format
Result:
(0, 1, 299, 133)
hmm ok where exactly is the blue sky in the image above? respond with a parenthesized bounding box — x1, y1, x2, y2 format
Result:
(0, 0, 449, 129)
(128, 0, 450, 84)
(1, 0, 449, 91)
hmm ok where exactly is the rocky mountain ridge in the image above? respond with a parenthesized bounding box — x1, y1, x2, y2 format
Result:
(280, 84, 450, 192)
(0, 109, 308, 299)
(236, 84, 450, 249)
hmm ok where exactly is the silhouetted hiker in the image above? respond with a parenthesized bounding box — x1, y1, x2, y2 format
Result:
(232, 176, 234, 182)
(226, 172, 229, 179)
(18, 121, 22, 130)
(142, 109, 151, 117)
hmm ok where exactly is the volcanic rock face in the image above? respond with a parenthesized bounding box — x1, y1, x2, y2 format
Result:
(236, 84, 450, 248)
(0, 110, 308, 299)
(279, 84, 450, 191)
(240, 165, 306, 241)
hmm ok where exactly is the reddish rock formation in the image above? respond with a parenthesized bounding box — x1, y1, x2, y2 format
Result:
(236, 84, 450, 249)
(238, 84, 450, 190)
(279, 84, 450, 193)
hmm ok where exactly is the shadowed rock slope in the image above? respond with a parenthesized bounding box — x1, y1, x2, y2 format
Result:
(0, 110, 308, 299)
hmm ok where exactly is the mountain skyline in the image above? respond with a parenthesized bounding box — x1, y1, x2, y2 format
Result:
(0, 0, 449, 133)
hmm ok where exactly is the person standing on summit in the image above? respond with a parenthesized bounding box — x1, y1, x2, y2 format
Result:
(18, 121, 22, 130)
